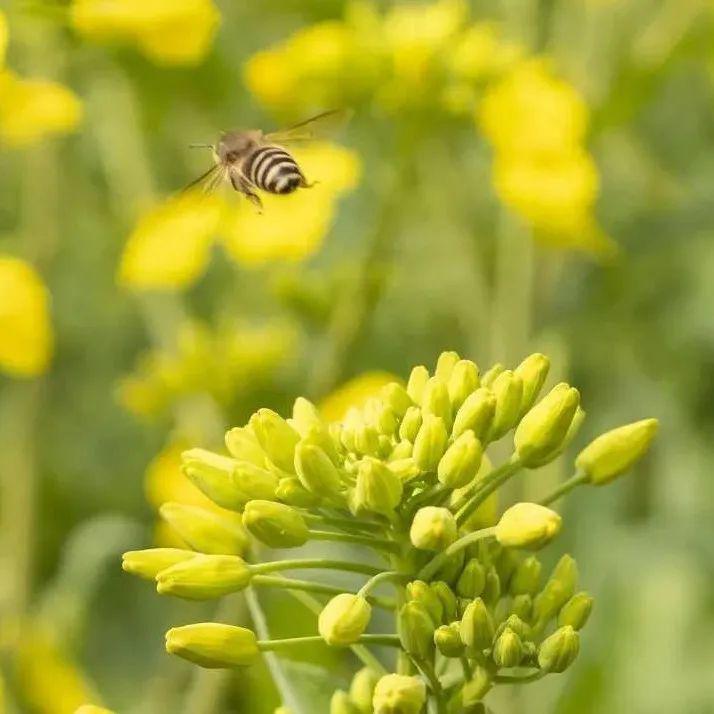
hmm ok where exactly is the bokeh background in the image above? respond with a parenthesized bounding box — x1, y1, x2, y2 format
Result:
(1, 0, 713, 712)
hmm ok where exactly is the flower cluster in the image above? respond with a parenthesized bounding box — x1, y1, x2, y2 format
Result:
(121, 350, 658, 712)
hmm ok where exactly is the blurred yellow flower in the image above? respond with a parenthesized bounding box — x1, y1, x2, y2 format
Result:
(71, 0, 220, 65)
(0, 11, 7, 68)
(220, 143, 361, 267)
(118, 191, 222, 290)
(320, 371, 399, 422)
(0, 256, 53, 377)
(0, 71, 82, 147)
(447, 23, 523, 82)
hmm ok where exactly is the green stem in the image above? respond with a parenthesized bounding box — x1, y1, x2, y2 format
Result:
(538, 471, 589, 506)
(460, 657, 473, 680)
(456, 458, 522, 526)
(358, 571, 408, 598)
(419, 660, 446, 714)
(405, 483, 448, 513)
(308, 529, 400, 554)
(302, 512, 384, 534)
(418, 527, 497, 582)
(258, 634, 402, 651)
(494, 669, 545, 684)
(252, 559, 381, 577)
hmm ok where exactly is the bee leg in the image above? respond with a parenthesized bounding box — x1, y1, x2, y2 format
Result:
(231, 172, 263, 213)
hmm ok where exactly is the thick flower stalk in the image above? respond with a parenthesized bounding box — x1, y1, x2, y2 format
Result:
(122, 350, 658, 713)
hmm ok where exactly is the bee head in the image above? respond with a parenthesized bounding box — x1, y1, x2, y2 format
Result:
(216, 130, 261, 163)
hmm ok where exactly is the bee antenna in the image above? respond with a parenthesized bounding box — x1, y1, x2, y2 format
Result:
(189, 143, 213, 149)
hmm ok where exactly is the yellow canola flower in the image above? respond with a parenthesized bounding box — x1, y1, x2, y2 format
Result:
(220, 143, 360, 267)
(0, 71, 82, 148)
(0, 256, 53, 377)
(71, 0, 220, 66)
(447, 23, 523, 82)
(118, 191, 222, 290)
(319, 371, 400, 422)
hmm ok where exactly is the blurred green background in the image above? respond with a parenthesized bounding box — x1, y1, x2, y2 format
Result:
(1, 0, 714, 712)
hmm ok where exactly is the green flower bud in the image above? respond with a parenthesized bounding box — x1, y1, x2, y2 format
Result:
(291, 397, 322, 437)
(349, 667, 380, 714)
(493, 627, 523, 668)
(381, 382, 413, 419)
(180, 449, 244, 511)
(388, 457, 421, 482)
(165, 623, 259, 668)
(495, 548, 520, 590)
(512, 594, 532, 621)
(410, 507, 457, 551)
(433, 549, 465, 586)
(373, 403, 399, 437)
(514, 384, 580, 467)
(435, 350, 461, 382)
(533, 579, 571, 625)
(447, 360, 480, 411)
(352, 458, 403, 515)
(438, 431, 483, 488)
(497, 614, 532, 642)
(452, 388, 496, 440)
(413, 415, 448, 472)
(456, 558, 486, 598)
(275, 476, 320, 507)
(122, 548, 196, 580)
(434, 623, 465, 657)
(482, 567, 501, 605)
(487, 370, 524, 442)
(460, 666, 492, 707)
(552, 554, 578, 599)
(510, 556, 542, 596)
(538, 625, 580, 673)
(514, 353, 550, 416)
(242, 500, 309, 548)
(406, 365, 430, 403)
(481, 363, 504, 388)
(354, 423, 381, 456)
(421, 377, 452, 426)
(225, 426, 266, 466)
(406, 580, 444, 625)
(250, 409, 300, 473)
(156, 554, 252, 599)
(398, 601, 436, 660)
(390, 438, 413, 461)
(372, 674, 426, 714)
(231, 461, 279, 505)
(300, 423, 341, 466)
(576, 418, 659, 485)
(294, 441, 342, 496)
(318, 594, 372, 646)
(459, 598, 494, 652)
(558, 592, 593, 630)
(159, 503, 248, 555)
(495, 503, 562, 549)
(330, 691, 358, 714)
(398, 406, 423, 442)
(430, 581, 457, 623)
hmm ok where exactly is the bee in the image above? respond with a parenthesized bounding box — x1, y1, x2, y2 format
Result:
(185, 109, 350, 211)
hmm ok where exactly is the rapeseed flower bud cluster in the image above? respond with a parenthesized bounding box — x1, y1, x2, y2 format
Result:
(122, 350, 658, 712)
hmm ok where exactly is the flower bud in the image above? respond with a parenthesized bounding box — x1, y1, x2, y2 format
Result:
(552, 554, 578, 599)
(538, 625, 580, 673)
(410, 507, 457, 551)
(390, 438, 414, 460)
(575, 418, 659, 485)
(388, 457, 420, 482)
(435, 350, 460, 382)
(447, 359, 480, 410)
(398, 601, 435, 660)
(165, 623, 259, 668)
(291, 397, 322, 436)
(349, 667, 380, 714)
(533, 579, 571, 625)
(558, 592, 593, 631)
(398, 406, 423, 442)
(319, 594, 371, 646)
(374, 403, 399, 437)
(528, 405, 587, 468)
(433, 549, 465, 586)
(159, 503, 248, 555)
(482, 567, 501, 605)
(242, 500, 309, 548)
(122, 548, 195, 580)
(510, 555, 542, 596)
(495, 503, 562, 549)
(481, 363, 504, 388)
(295, 441, 342, 496)
(250, 408, 300, 473)
(372, 674, 426, 714)
(434, 622, 465, 657)
(381, 382, 413, 419)
(459, 598, 494, 652)
(231, 461, 279, 504)
(421, 377, 452, 426)
(353, 458, 403, 515)
(438, 431, 483, 488)
(486, 370, 523, 441)
(452, 388, 496, 441)
(460, 666, 492, 707)
(514, 384, 580, 467)
(497, 614, 532, 642)
(512, 594, 532, 620)
(354, 423, 381, 456)
(456, 558, 486, 599)
(430, 581, 457, 623)
(406, 580, 444, 625)
(225, 426, 266, 466)
(330, 691, 358, 714)
(180, 449, 244, 511)
(514, 353, 550, 416)
(156, 554, 252, 599)
(413, 415, 448, 472)
(406, 365, 429, 403)
(275, 476, 320, 507)
(492, 627, 523, 668)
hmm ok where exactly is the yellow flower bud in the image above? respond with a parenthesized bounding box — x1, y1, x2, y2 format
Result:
(354, 423, 381, 456)
(434, 622, 465, 657)
(121, 548, 195, 580)
(381, 382, 413, 419)
(398, 600, 435, 660)
(159, 502, 248, 555)
(352, 458, 403, 515)
(275, 476, 320, 507)
(242, 500, 309, 548)
(372, 674, 426, 714)
(406, 580, 444, 625)
(481, 363, 504, 388)
(497, 614, 532, 642)
(330, 691, 357, 714)
(318, 593, 372, 646)
(388, 457, 420, 483)
(527, 405, 586, 468)
(156, 554, 252, 599)
(495, 503, 562, 549)
(459, 598, 494, 652)
(435, 350, 461, 382)
(533, 579, 571, 624)
(456, 558, 486, 599)
(575, 418, 658, 485)
(437, 430, 483, 488)
(482, 566, 501, 605)
(250, 408, 300, 473)
(294, 441, 342, 496)
(410, 507, 457, 551)
(165, 623, 259, 668)
(452, 388, 496, 440)
(224, 426, 266, 466)
(487, 370, 523, 441)
(552, 554, 578, 598)
(390, 438, 413, 460)
(558, 592, 593, 630)
(431, 581, 457, 622)
(421, 377, 452, 426)
(512, 593, 532, 621)
(349, 667, 380, 714)
(447, 359, 480, 410)
(398, 406, 423, 442)
(514, 383, 580, 467)
(291, 396, 322, 436)
(492, 626, 523, 668)
(413, 415, 448, 472)
(406, 365, 429, 403)
(538, 625, 580, 673)
(514, 353, 550, 416)
(510, 555, 542, 595)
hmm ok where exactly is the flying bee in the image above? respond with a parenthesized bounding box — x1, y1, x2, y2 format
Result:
(185, 109, 350, 211)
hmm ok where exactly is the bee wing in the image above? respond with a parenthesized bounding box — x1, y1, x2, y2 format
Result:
(181, 163, 224, 194)
(264, 108, 353, 144)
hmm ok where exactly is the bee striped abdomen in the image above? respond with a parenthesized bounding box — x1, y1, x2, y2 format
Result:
(244, 146, 304, 195)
